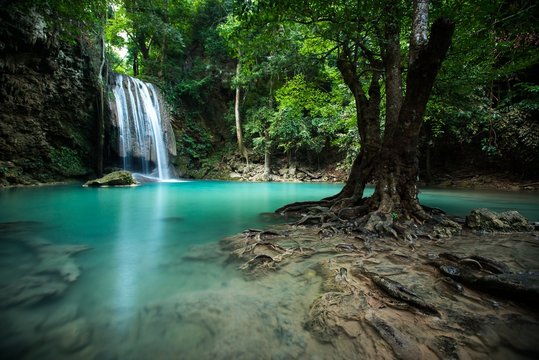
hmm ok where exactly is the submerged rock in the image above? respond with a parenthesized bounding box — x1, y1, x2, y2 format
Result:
(0, 234, 90, 308)
(83, 170, 138, 187)
(39, 304, 79, 331)
(54, 318, 92, 353)
(0, 275, 68, 307)
(465, 208, 534, 232)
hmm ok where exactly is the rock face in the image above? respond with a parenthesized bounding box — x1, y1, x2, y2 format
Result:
(0, 4, 99, 186)
(465, 208, 534, 232)
(83, 170, 137, 187)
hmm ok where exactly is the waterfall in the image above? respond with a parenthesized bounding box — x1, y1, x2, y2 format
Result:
(112, 74, 173, 180)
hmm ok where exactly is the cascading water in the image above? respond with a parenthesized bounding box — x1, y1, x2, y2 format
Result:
(112, 74, 173, 180)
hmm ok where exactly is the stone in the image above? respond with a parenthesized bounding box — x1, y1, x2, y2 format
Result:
(0, 4, 98, 186)
(39, 304, 79, 331)
(34, 254, 81, 282)
(0, 235, 89, 308)
(288, 165, 297, 176)
(433, 218, 462, 238)
(365, 313, 421, 360)
(465, 208, 534, 232)
(181, 244, 225, 262)
(83, 171, 138, 187)
(229, 172, 242, 179)
(0, 275, 68, 307)
(54, 318, 92, 353)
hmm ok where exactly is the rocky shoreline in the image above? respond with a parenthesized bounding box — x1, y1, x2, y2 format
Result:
(221, 209, 539, 359)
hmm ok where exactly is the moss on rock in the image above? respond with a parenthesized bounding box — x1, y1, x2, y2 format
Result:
(83, 170, 137, 187)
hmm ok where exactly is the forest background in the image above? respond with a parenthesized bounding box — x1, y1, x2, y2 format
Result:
(3, 0, 539, 185)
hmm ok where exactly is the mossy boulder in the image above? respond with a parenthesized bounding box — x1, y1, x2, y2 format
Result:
(83, 171, 137, 187)
(465, 208, 534, 232)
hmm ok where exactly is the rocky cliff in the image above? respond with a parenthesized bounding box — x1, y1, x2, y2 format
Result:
(0, 5, 99, 186)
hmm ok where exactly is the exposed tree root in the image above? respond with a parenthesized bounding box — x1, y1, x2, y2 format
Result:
(275, 200, 333, 215)
(276, 195, 462, 245)
(354, 267, 440, 316)
(277, 197, 462, 247)
(429, 252, 539, 307)
(221, 219, 539, 358)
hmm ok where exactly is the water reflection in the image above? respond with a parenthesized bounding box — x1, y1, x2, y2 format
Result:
(114, 189, 138, 319)
(113, 185, 168, 318)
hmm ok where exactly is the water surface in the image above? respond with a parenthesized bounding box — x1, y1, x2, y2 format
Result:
(0, 181, 537, 359)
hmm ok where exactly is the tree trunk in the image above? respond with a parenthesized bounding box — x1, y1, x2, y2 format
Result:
(133, 50, 139, 77)
(264, 77, 275, 180)
(425, 142, 432, 184)
(327, 46, 381, 203)
(368, 14, 455, 219)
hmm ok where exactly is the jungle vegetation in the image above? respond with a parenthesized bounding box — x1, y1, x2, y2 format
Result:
(9, 0, 539, 217)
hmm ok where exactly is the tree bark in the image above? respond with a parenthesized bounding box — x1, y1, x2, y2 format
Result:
(133, 50, 139, 77)
(370, 14, 455, 219)
(383, 1, 403, 144)
(330, 46, 381, 202)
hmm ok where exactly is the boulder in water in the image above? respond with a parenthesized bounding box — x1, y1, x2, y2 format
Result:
(83, 170, 138, 187)
(465, 208, 534, 232)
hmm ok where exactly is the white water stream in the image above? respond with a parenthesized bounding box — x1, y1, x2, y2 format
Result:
(112, 74, 171, 180)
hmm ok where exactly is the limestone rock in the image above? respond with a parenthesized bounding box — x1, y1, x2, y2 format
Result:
(54, 318, 92, 353)
(229, 172, 242, 179)
(83, 171, 137, 187)
(288, 165, 297, 176)
(465, 208, 534, 232)
(433, 217, 462, 238)
(0, 4, 98, 186)
(0, 232, 89, 308)
(39, 304, 79, 331)
(0, 275, 68, 307)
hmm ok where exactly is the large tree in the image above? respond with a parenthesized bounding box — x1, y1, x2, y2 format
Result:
(238, 0, 454, 226)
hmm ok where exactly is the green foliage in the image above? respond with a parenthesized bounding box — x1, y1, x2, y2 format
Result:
(10, 0, 111, 41)
(423, 0, 539, 175)
(176, 119, 214, 163)
(105, 0, 190, 78)
(100, 0, 539, 177)
(244, 104, 274, 156)
(50, 147, 88, 177)
(270, 73, 354, 157)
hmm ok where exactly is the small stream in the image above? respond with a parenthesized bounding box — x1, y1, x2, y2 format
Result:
(0, 182, 537, 359)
